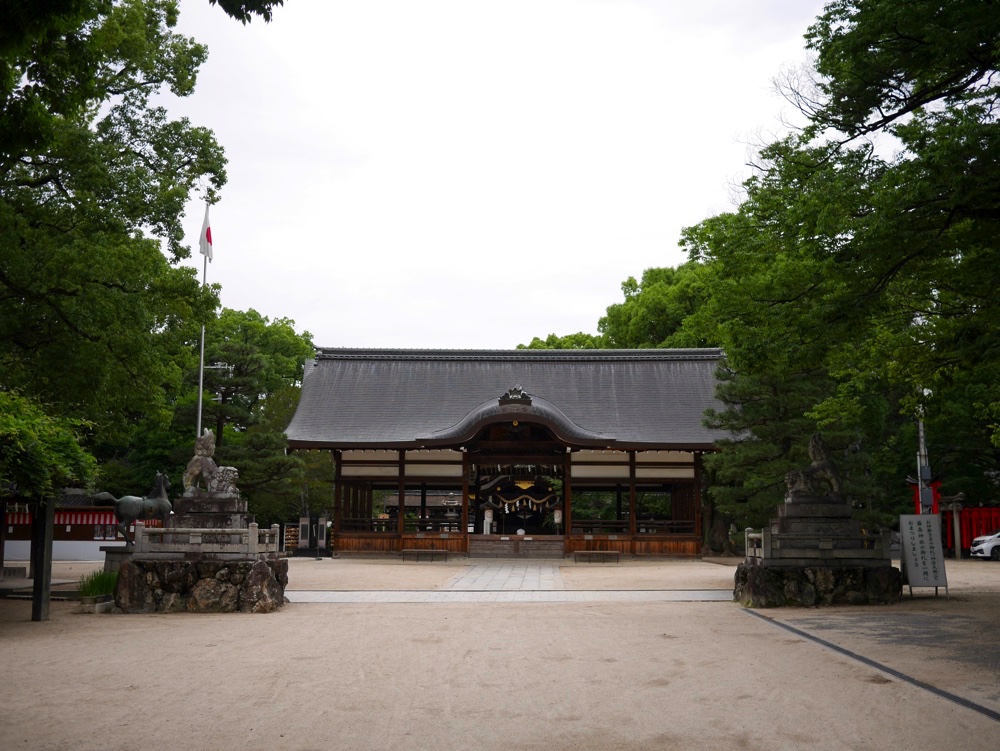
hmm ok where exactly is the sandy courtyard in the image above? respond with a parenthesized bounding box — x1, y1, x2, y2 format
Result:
(1, 557, 998, 751)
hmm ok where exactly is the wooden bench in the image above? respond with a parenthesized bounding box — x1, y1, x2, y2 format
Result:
(573, 550, 620, 564)
(401, 548, 448, 562)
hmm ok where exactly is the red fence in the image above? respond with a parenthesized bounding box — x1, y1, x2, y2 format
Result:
(5, 512, 163, 527)
(941, 507, 1000, 551)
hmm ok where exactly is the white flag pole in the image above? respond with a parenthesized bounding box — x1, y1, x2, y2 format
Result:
(196, 255, 207, 439)
(196, 203, 212, 439)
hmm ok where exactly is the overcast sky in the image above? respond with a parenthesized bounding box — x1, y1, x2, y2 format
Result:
(170, 0, 827, 349)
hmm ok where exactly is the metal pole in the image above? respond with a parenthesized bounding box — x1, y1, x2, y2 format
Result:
(917, 414, 932, 514)
(195, 252, 207, 439)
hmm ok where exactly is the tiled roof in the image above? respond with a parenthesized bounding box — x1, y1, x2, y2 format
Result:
(286, 348, 727, 450)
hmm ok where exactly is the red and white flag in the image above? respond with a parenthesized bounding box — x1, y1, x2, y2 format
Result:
(199, 203, 213, 262)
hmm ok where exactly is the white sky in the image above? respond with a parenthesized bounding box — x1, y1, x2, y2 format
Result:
(170, 0, 827, 348)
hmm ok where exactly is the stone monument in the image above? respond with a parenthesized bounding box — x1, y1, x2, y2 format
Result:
(109, 430, 288, 614)
(734, 434, 901, 607)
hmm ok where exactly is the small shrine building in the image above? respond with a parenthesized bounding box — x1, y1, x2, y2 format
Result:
(285, 348, 726, 557)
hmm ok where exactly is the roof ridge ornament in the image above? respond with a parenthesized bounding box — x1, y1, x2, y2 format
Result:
(499, 385, 532, 406)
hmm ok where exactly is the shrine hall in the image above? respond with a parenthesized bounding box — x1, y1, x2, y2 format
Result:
(285, 348, 726, 558)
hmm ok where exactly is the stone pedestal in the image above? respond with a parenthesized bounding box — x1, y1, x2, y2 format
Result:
(101, 545, 133, 573)
(734, 562, 901, 607)
(114, 558, 288, 613)
(168, 490, 253, 543)
(107, 430, 287, 614)
(739, 494, 900, 606)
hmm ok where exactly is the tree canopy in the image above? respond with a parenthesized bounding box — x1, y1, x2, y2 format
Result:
(1, 0, 226, 447)
(523, 0, 1000, 539)
(0, 392, 96, 498)
(0, 1, 312, 516)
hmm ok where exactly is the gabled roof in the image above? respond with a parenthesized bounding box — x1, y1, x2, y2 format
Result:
(285, 348, 727, 450)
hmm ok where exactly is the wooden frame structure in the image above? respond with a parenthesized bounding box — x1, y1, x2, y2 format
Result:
(286, 349, 725, 558)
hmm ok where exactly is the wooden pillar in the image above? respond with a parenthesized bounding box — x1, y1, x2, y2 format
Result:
(397, 450, 406, 534)
(629, 451, 637, 556)
(333, 450, 342, 534)
(30, 497, 54, 622)
(563, 451, 572, 546)
(420, 483, 427, 522)
(616, 485, 623, 521)
(694, 451, 704, 542)
(365, 483, 373, 520)
(461, 452, 469, 535)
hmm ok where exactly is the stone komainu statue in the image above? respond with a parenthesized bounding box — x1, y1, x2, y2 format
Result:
(784, 434, 842, 502)
(208, 465, 239, 494)
(183, 429, 220, 492)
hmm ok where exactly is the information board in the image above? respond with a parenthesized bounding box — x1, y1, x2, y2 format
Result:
(899, 514, 948, 594)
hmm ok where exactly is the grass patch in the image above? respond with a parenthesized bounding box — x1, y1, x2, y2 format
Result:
(78, 569, 117, 598)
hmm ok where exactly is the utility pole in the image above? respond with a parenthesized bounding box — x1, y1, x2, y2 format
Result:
(916, 405, 934, 514)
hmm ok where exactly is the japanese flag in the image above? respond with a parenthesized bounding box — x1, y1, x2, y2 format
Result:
(199, 204, 213, 262)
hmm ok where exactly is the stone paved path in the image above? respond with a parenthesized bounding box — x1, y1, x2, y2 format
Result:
(445, 562, 564, 590)
(286, 561, 731, 602)
(285, 589, 732, 602)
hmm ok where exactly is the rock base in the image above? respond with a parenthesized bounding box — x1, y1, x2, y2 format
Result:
(734, 561, 901, 607)
(114, 558, 288, 614)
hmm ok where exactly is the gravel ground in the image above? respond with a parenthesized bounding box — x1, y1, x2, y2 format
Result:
(1, 556, 997, 751)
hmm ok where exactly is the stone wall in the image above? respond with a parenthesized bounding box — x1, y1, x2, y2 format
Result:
(114, 558, 288, 614)
(734, 562, 901, 607)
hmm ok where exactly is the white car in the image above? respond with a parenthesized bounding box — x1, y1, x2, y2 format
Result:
(970, 529, 1000, 560)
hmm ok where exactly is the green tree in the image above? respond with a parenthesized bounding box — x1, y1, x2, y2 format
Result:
(598, 262, 720, 349)
(0, 393, 96, 498)
(197, 308, 315, 445)
(518, 332, 605, 349)
(680, 0, 1000, 530)
(191, 309, 316, 525)
(1, 0, 225, 446)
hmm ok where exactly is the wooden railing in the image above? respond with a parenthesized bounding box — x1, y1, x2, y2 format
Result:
(569, 520, 629, 535)
(340, 518, 468, 533)
(635, 520, 696, 534)
(340, 518, 398, 533)
(570, 519, 695, 535)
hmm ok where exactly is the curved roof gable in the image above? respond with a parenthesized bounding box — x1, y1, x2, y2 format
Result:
(418, 387, 612, 447)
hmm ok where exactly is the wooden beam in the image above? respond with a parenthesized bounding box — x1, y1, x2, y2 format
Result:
(397, 450, 406, 534)
(467, 454, 566, 466)
(461, 453, 469, 534)
(333, 450, 342, 534)
(563, 452, 572, 543)
(694, 451, 704, 545)
(470, 441, 564, 452)
(629, 451, 637, 556)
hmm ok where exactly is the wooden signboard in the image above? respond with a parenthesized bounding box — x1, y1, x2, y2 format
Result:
(899, 514, 948, 597)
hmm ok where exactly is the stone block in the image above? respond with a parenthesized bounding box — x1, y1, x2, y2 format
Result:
(112, 557, 286, 614)
(777, 502, 853, 518)
(187, 578, 239, 612)
(172, 496, 248, 515)
(734, 562, 901, 607)
(114, 561, 156, 614)
(238, 560, 284, 613)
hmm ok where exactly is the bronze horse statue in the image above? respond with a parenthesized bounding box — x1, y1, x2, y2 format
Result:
(93, 471, 173, 546)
